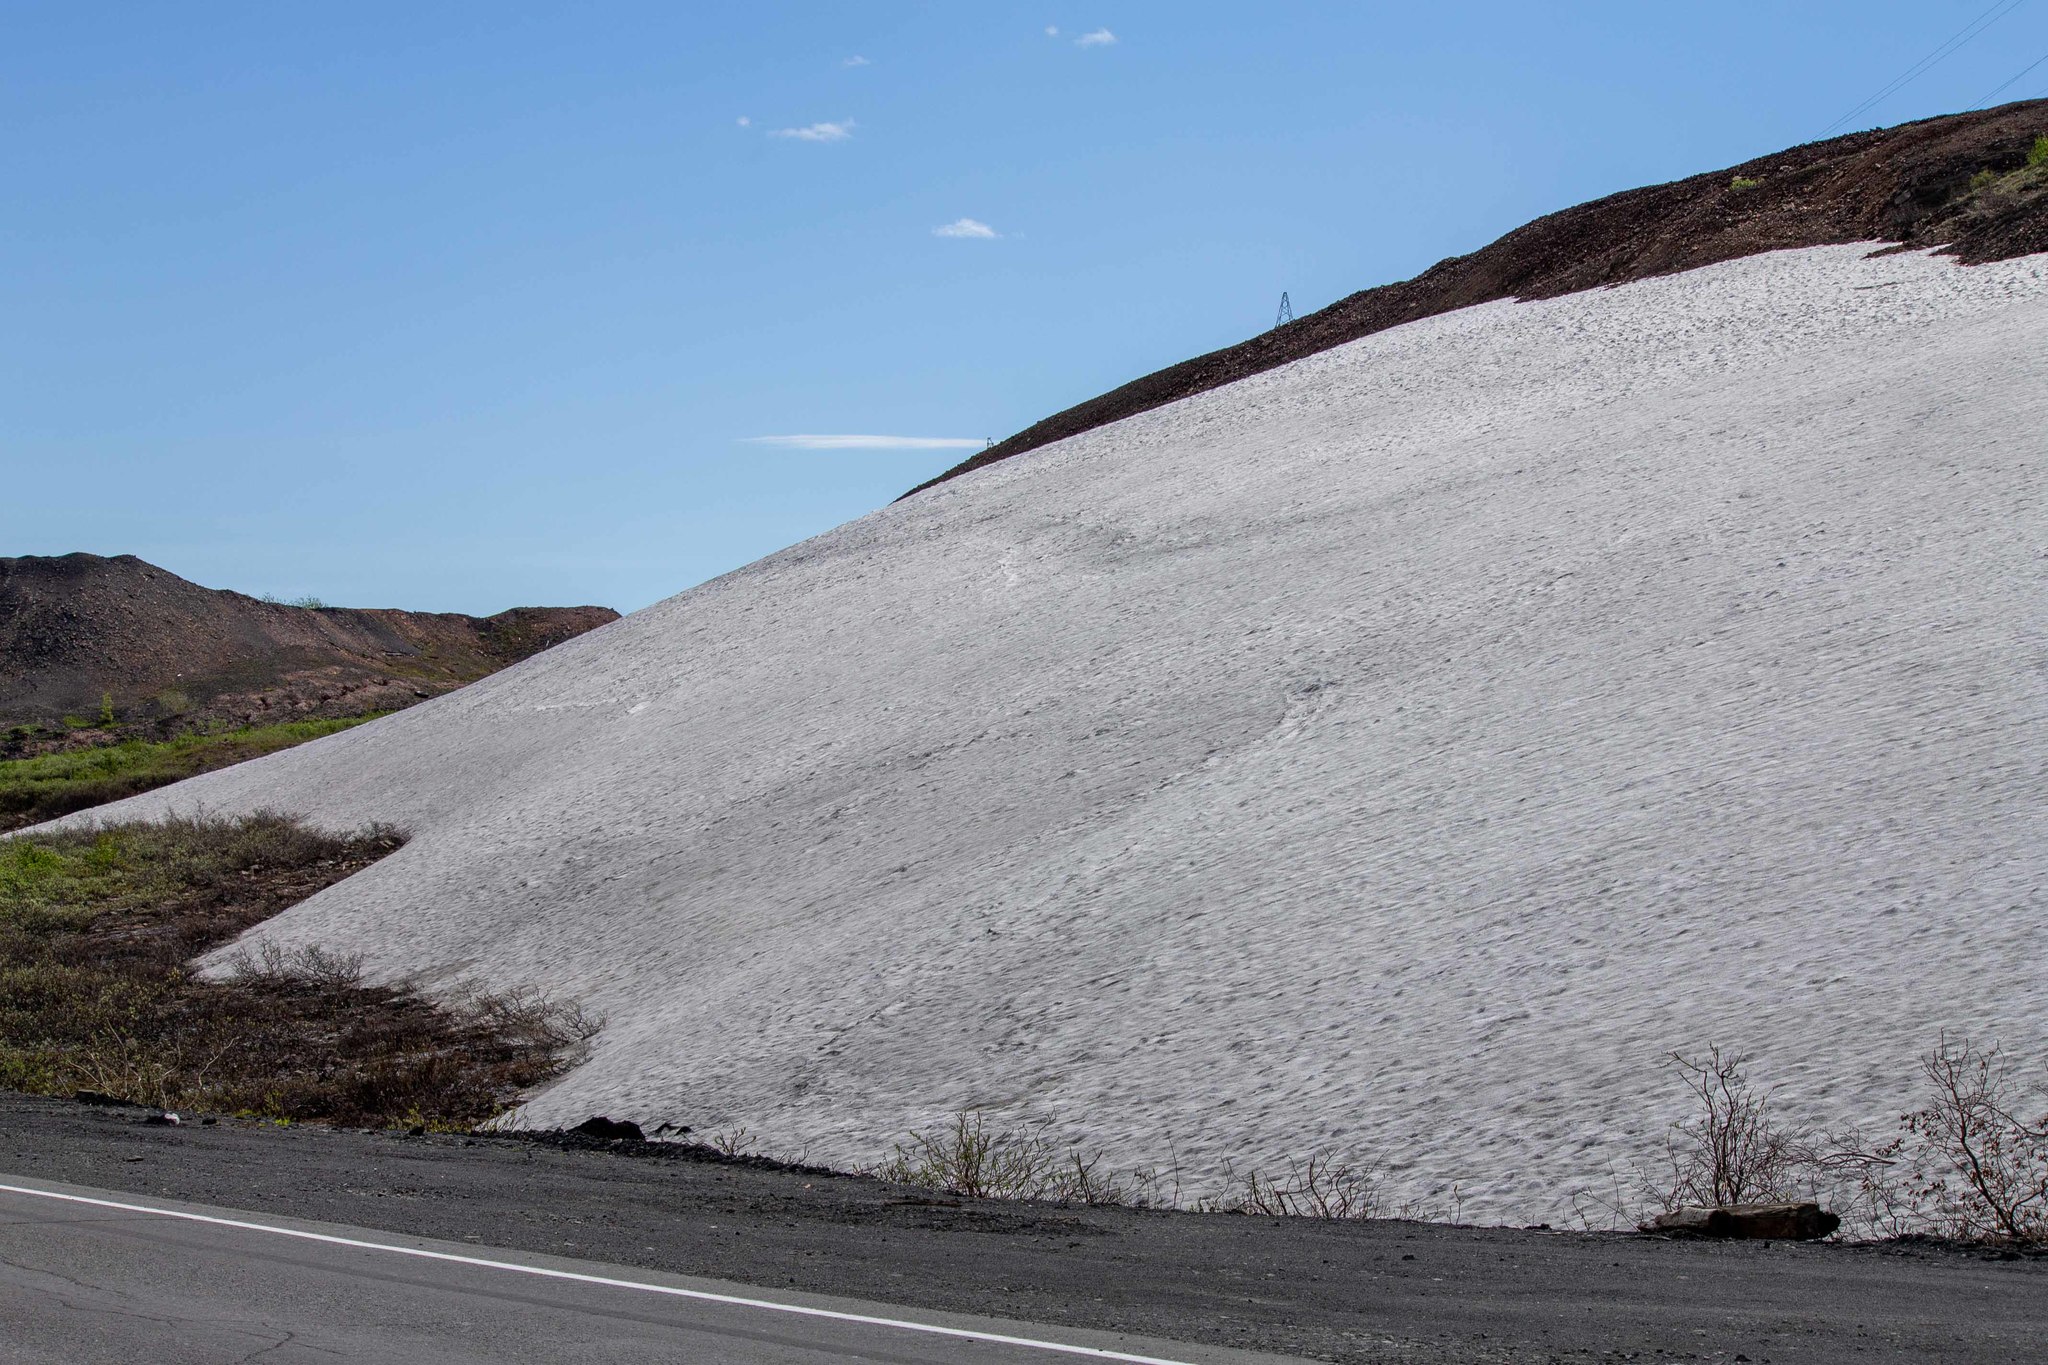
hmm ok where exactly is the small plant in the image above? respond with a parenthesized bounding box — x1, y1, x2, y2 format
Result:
(872, 1111, 1128, 1205)
(290, 595, 330, 610)
(1969, 167, 2000, 192)
(2029, 134, 2048, 169)
(709, 1126, 758, 1158)
(1729, 175, 1762, 192)
(1651, 1046, 1807, 1210)
(98, 692, 117, 728)
(1214, 1150, 1385, 1219)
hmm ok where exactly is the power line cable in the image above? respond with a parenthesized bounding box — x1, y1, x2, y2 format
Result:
(1971, 50, 2048, 107)
(1819, 0, 2028, 137)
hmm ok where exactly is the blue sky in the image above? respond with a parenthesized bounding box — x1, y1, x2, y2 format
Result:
(6, 2, 2046, 613)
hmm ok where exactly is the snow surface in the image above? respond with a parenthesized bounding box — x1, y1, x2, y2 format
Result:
(47, 245, 2048, 1223)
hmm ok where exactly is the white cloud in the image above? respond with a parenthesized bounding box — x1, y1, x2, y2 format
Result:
(843, 54, 870, 67)
(1075, 27, 1116, 46)
(745, 435, 985, 451)
(770, 119, 854, 142)
(932, 217, 1000, 239)
(735, 116, 751, 127)
(1045, 25, 1059, 36)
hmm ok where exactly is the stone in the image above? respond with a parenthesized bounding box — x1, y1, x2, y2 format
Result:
(1644, 1203, 1840, 1240)
(569, 1115, 645, 1142)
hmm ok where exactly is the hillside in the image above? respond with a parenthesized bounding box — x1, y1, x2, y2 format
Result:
(908, 99, 2048, 496)
(0, 553, 618, 743)
(44, 231, 2047, 1224)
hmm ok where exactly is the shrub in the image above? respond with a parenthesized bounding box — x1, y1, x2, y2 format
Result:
(1651, 1046, 1809, 1210)
(872, 1111, 1129, 1204)
(1729, 176, 1762, 192)
(1969, 167, 2000, 192)
(1212, 1150, 1386, 1219)
(1855, 1038, 2048, 1244)
(2030, 134, 2048, 169)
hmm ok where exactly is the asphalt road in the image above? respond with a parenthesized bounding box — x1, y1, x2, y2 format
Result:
(2, 1093, 2045, 1364)
(0, 1178, 1279, 1365)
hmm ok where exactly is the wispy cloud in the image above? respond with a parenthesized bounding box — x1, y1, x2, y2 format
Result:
(770, 119, 854, 142)
(842, 54, 871, 67)
(735, 115, 751, 127)
(1044, 25, 1059, 36)
(746, 435, 985, 451)
(932, 217, 1000, 239)
(1075, 27, 1116, 46)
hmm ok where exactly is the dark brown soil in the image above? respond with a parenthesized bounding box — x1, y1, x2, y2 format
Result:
(907, 100, 2048, 499)
(1, 815, 596, 1128)
(0, 552, 618, 743)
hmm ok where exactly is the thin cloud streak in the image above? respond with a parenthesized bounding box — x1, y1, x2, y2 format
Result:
(933, 217, 1000, 239)
(745, 435, 985, 451)
(1075, 28, 1116, 46)
(770, 119, 854, 142)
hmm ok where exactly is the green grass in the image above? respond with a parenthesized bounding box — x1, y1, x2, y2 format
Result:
(1729, 175, 1762, 192)
(0, 715, 383, 832)
(2030, 135, 2048, 169)
(0, 814, 596, 1126)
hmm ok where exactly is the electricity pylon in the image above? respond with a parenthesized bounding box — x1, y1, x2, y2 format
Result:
(1274, 291, 1294, 328)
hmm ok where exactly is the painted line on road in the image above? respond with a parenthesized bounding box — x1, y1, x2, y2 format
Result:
(0, 1181, 1200, 1364)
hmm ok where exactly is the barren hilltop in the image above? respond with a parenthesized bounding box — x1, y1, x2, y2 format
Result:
(910, 99, 2048, 496)
(0, 552, 617, 741)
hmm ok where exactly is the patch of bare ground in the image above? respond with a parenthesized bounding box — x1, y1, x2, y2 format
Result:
(0, 814, 596, 1128)
(907, 100, 2048, 498)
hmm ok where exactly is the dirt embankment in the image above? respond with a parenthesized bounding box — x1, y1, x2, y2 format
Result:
(907, 100, 2048, 498)
(0, 553, 618, 744)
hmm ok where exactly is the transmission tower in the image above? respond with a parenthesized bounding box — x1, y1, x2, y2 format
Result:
(1274, 291, 1294, 328)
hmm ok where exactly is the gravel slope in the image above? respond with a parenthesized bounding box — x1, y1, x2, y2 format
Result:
(38, 243, 2048, 1226)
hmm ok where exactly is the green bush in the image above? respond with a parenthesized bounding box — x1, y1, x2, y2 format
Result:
(2029, 135, 2048, 169)
(1729, 176, 1762, 192)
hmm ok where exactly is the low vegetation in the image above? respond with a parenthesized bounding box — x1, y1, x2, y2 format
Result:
(0, 814, 597, 1127)
(2030, 134, 2048, 169)
(1728, 175, 1761, 191)
(0, 716, 381, 832)
(871, 1112, 1430, 1219)
(1582, 1041, 2048, 1244)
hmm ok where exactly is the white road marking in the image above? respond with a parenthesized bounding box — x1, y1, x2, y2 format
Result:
(0, 1182, 1199, 1364)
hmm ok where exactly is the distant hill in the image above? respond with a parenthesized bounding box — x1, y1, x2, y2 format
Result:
(0, 553, 617, 744)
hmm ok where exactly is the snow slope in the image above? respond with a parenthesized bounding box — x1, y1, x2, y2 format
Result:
(47, 245, 2048, 1223)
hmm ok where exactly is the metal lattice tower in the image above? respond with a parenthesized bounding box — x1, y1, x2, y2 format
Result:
(1274, 291, 1294, 328)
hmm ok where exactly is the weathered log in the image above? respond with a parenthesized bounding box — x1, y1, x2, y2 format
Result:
(1644, 1203, 1840, 1240)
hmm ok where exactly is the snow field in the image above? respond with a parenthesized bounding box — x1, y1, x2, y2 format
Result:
(49, 244, 2048, 1223)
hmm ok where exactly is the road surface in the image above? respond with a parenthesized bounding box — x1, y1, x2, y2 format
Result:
(3, 1094, 2045, 1363)
(0, 1178, 1288, 1365)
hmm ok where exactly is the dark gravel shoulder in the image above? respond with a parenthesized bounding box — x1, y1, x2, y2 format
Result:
(907, 100, 2048, 499)
(4, 1093, 2042, 1365)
